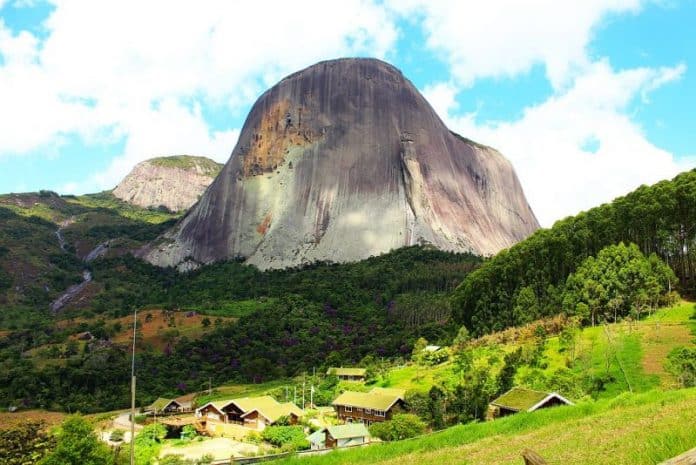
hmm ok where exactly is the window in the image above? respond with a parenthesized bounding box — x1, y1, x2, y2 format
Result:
(344, 406, 352, 413)
(375, 410, 385, 417)
(365, 409, 372, 414)
(346, 417, 353, 423)
(356, 408, 363, 412)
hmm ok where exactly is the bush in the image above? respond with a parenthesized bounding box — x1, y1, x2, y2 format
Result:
(368, 414, 426, 441)
(109, 429, 125, 442)
(665, 346, 696, 387)
(261, 425, 309, 451)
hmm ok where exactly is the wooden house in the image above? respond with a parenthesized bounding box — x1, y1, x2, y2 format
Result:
(331, 387, 406, 426)
(195, 395, 303, 434)
(145, 398, 191, 415)
(309, 423, 371, 450)
(327, 367, 367, 382)
(488, 387, 573, 419)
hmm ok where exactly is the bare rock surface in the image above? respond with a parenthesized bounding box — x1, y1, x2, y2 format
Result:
(143, 58, 539, 270)
(113, 155, 222, 212)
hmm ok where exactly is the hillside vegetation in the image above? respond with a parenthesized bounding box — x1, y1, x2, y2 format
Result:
(453, 169, 696, 335)
(147, 155, 223, 176)
(274, 388, 696, 465)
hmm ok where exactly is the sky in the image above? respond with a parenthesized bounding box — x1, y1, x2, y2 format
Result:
(0, 1, 694, 226)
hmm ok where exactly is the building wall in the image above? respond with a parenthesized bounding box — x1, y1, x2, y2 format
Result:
(334, 402, 402, 425)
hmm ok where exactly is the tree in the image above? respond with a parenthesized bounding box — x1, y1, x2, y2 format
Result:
(666, 346, 696, 387)
(411, 337, 428, 363)
(368, 414, 426, 441)
(40, 415, 112, 465)
(496, 348, 522, 396)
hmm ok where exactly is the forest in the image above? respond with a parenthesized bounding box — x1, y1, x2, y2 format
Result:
(452, 169, 696, 335)
(0, 246, 479, 412)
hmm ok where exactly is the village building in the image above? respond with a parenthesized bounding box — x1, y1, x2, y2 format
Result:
(144, 397, 192, 415)
(309, 423, 371, 450)
(488, 387, 574, 419)
(423, 345, 442, 352)
(327, 367, 367, 382)
(195, 396, 303, 435)
(332, 387, 406, 426)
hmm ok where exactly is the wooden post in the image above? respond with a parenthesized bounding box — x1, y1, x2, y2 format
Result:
(130, 308, 137, 465)
(522, 448, 548, 465)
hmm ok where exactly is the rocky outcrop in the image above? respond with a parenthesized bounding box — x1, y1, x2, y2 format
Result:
(142, 58, 539, 270)
(113, 156, 222, 212)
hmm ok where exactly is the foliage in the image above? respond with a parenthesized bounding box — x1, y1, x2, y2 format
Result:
(563, 243, 676, 325)
(119, 423, 167, 465)
(665, 346, 696, 387)
(39, 415, 112, 465)
(261, 425, 309, 451)
(159, 454, 213, 465)
(109, 429, 124, 442)
(369, 414, 426, 441)
(0, 420, 55, 465)
(272, 388, 696, 465)
(0, 246, 479, 412)
(453, 169, 696, 335)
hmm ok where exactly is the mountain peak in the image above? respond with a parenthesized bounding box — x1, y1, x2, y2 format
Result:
(112, 155, 222, 212)
(143, 58, 538, 269)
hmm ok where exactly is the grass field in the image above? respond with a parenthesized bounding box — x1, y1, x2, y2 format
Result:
(274, 388, 696, 465)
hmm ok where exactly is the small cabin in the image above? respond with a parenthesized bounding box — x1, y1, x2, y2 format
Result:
(145, 398, 190, 415)
(310, 424, 371, 449)
(327, 367, 367, 382)
(488, 387, 573, 419)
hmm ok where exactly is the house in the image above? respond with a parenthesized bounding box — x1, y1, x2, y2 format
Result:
(145, 398, 191, 415)
(423, 345, 441, 352)
(332, 387, 406, 426)
(488, 387, 574, 419)
(308, 424, 371, 450)
(327, 367, 367, 382)
(195, 396, 303, 434)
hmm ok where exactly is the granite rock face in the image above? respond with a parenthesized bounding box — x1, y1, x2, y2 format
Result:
(143, 58, 539, 270)
(113, 156, 222, 212)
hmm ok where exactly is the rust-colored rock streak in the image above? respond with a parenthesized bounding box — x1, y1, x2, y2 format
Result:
(142, 58, 539, 270)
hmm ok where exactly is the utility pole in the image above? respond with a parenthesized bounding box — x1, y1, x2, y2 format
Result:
(293, 386, 297, 405)
(302, 378, 306, 410)
(310, 385, 314, 409)
(130, 308, 137, 465)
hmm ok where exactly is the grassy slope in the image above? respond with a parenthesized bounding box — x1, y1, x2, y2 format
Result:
(275, 388, 696, 465)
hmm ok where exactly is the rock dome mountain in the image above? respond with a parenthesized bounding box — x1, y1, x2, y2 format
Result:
(143, 58, 539, 270)
(113, 155, 222, 212)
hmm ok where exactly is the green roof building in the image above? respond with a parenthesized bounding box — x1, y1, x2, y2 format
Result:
(489, 387, 573, 419)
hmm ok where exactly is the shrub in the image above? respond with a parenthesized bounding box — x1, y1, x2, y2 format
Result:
(261, 425, 309, 451)
(109, 429, 125, 442)
(368, 414, 426, 441)
(665, 346, 696, 387)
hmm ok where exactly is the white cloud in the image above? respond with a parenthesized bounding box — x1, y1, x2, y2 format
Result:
(428, 60, 689, 226)
(391, 0, 643, 88)
(0, 0, 398, 191)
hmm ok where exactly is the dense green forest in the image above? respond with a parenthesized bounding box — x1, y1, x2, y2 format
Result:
(453, 169, 696, 335)
(1, 170, 694, 413)
(0, 246, 479, 412)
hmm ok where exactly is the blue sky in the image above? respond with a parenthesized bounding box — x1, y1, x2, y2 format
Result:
(0, 0, 694, 226)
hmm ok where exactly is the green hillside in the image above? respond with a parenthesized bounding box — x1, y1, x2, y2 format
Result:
(274, 388, 696, 465)
(453, 169, 696, 335)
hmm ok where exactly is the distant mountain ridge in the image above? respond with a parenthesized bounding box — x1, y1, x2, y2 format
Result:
(112, 155, 222, 212)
